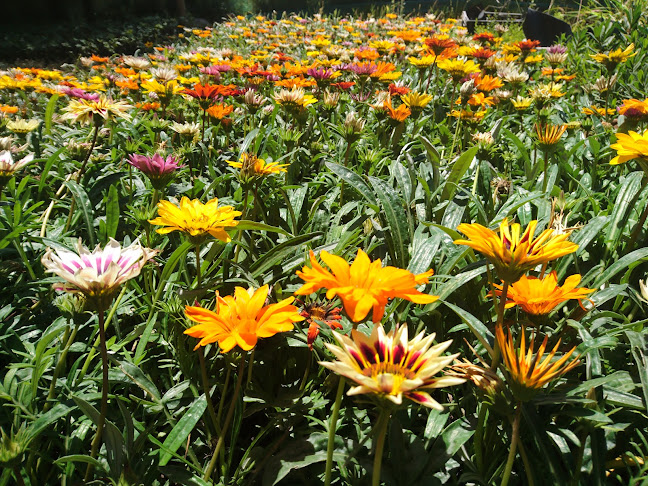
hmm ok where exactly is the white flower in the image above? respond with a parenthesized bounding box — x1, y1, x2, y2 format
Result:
(0, 150, 34, 177)
(640, 279, 648, 303)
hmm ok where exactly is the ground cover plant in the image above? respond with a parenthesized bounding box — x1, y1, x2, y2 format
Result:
(1, 1, 648, 484)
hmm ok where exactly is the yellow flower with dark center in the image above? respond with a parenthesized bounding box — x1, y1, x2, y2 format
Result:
(511, 96, 532, 111)
(437, 58, 481, 82)
(400, 91, 433, 110)
(185, 285, 304, 352)
(610, 129, 648, 166)
(149, 196, 241, 244)
(61, 95, 132, 125)
(227, 152, 288, 180)
(320, 323, 465, 409)
(6, 119, 40, 134)
(295, 249, 437, 323)
(591, 43, 636, 70)
(408, 55, 438, 69)
(493, 271, 594, 315)
(455, 218, 578, 283)
(535, 123, 567, 150)
(496, 324, 580, 401)
(582, 106, 616, 116)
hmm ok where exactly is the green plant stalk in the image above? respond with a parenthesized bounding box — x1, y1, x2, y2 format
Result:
(501, 402, 522, 486)
(203, 354, 246, 482)
(44, 321, 80, 412)
(448, 117, 462, 161)
(195, 244, 202, 288)
(324, 377, 346, 486)
(12, 239, 37, 280)
(13, 467, 26, 486)
(84, 306, 109, 481)
(216, 365, 232, 427)
(474, 403, 488, 475)
(199, 348, 221, 437)
(233, 184, 250, 264)
(372, 408, 391, 486)
(542, 149, 550, 193)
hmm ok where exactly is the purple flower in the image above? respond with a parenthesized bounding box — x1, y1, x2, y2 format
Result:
(60, 87, 100, 101)
(200, 65, 231, 76)
(307, 67, 335, 80)
(128, 154, 184, 189)
(547, 45, 567, 54)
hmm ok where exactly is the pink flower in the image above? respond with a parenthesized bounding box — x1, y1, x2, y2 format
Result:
(127, 154, 184, 189)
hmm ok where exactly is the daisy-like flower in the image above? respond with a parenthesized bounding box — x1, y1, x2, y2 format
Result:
(227, 152, 288, 180)
(6, 119, 40, 134)
(591, 43, 636, 71)
(610, 130, 648, 168)
(618, 98, 648, 119)
(492, 271, 594, 316)
(455, 218, 578, 283)
(400, 91, 433, 112)
(127, 154, 184, 190)
(184, 285, 304, 352)
(511, 96, 532, 111)
(149, 196, 241, 244)
(0, 150, 34, 187)
(295, 249, 438, 323)
(424, 34, 457, 55)
(41, 238, 157, 309)
(496, 324, 580, 401)
(320, 323, 465, 409)
(535, 123, 567, 151)
(298, 300, 343, 350)
(206, 103, 234, 120)
(61, 95, 132, 125)
(273, 86, 317, 109)
(582, 106, 616, 116)
(437, 58, 481, 82)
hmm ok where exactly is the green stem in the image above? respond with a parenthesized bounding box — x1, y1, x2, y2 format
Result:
(216, 365, 231, 428)
(84, 306, 109, 481)
(448, 117, 462, 161)
(199, 348, 221, 437)
(195, 244, 202, 289)
(372, 408, 391, 486)
(203, 354, 246, 482)
(233, 185, 250, 264)
(44, 321, 80, 412)
(627, 196, 648, 252)
(474, 403, 488, 475)
(501, 402, 522, 486)
(12, 240, 37, 280)
(13, 467, 25, 486)
(324, 377, 346, 486)
(542, 149, 550, 193)
(491, 280, 509, 371)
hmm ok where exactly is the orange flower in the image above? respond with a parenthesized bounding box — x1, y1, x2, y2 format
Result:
(386, 101, 411, 122)
(424, 34, 457, 56)
(206, 103, 234, 119)
(295, 249, 437, 323)
(455, 219, 578, 283)
(618, 98, 648, 118)
(473, 74, 503, 92)
(185, 285, 304, 352)
(492, 271, 594, 315)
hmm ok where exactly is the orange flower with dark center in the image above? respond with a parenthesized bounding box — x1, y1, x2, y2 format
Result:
(298, 300, 343, 350)
(515, 40, 541, 53)
(472, 48, 496, 61)
(492, 271, 594, 315)
(424, 34, 457, 56)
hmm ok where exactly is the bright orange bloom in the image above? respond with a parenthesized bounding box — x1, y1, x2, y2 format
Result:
(618, 98, 648, 118)
(386, 101, 411, 122)
(184, 285, 304, 352)
(206, 103, 234, 119)
(496, 324, 580, 401)
(493, 271, 594, 315)
(473, 74, 503, 92)
(295, 249, 437, 323)
(455, 219, 578, 283)
(424, 34, 457, 56)
(515, 39, 541, 52)
(535, 123, 567, 148)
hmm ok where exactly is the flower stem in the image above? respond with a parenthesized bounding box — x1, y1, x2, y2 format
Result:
(203, 354, 246, 482)
(44, 320, 80, 412)
(84, 306, 109, 481)
(372, 408, 391, 486)
(501, 402, 522, 486)
(542, 149, 550, 193)
(324, 377, 346, 486)
(474, 402, 488, 475)
(195, 244, 202, 289)
(199, 348, 221, 437)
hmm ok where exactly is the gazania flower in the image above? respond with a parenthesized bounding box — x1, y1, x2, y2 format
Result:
(273, 86, 317, 109)
(618, 98, 648, 119)
(61, 95, 132, 124)
(6, 119, 40, 134)
(299, 300, 343, 350)
(455, 219, 578, 283)
(437, 58, 481, 82)
(227, 152, 288, 180)
(582, 106, 616, 116)
(206, 103, 234, 120)
(295, 249, 437, 323)
(385, 101, 411, 122)
(424, 34, 457, 56)
(320, 323, 465, 409)
(610, 130, 648, 166)
(408, 55, 438, 69)
(41, 238, 157, 309)
(184, 285, 304, 352)
(511, 96, 532, 111)
(496, 324, 580, 401)
(183, 83, 223, 110)
(514, 39, 541, 53)
(400, 91, 433, 111)
(473, 74, 503, 92)
(127, 154, 184, 190)
(0, 150, 34, 187)
(149, 197, 241, 244)
(591, 43, 636, 70)
(535, 123, 567, 150)
(492, 271, 594, 315)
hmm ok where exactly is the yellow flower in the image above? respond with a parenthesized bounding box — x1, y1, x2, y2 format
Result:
(149, 196, 241, 243)
(227, 152, 288, 179)
(400, 91, 433, 110)
(295, 249, 437, 323)
(273, 86, 317, 108)
(61, 95, 132, 125)
(408, 55, 438, 69)
(493, 271, 594, 315)
(437, 58, 481, 82)
(511, 96, 532, 111)
(582, 106, 616, 116)
(320, 323, 464, 409)
(6, 119, 40, 134)
(591, 43, 636, 70)
(184, 285, 304, 352)
(496, 324, 580, 401)
(455, 219, 578, 283)
(610, 130, 648, 166)
(535, 123, 567, 149)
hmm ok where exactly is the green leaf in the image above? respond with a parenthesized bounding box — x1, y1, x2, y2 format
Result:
(25, 403, 73, 446)
(251, 232, 323, 279)
(605, 171, 643, 250)
(369, 176, 411, 268)
(626, 331, 648, 409)
(115, 359, 161, 401)
(441, 146, 478, 201)
(159, 394, 207, 467)
(326, 161, 378, 207)
(105, 184, 119, 240)
(590, 247, 648, 288)
(44, 94, 59, 135)
(235, 220, 290, 236)
(64, 180, 96, 246)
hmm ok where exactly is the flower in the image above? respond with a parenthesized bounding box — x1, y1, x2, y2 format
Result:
(320, 323, 465, 409)
(535, 123, 567, 150)
(61, 95, 132, 124)
(184, 285, 304, 352)
(400, 91, 433, 111)
(206, 103, 234, 120)
(455, 219, 578, 283)
(41, 238, 157, 308)
(149, 197, 241, 244)
(618, 98, 648, 119)
(591, 43, 636, 70)
(496, 324, 580, 401)
(295, 249, 438, 323)
(127, 154, 184, 190)
(511, 96, 532, 111)
(6, 119, 40, 134)
(298, 300, 343, 350)
(227, 152, 288, 180)
(273, 86, 317, 109)
(437, 58, 481, 82)
(492, 271, 594, 315)
(640, 279, 648, 303)
(424, 34, 456, 55)
(610, 130, 648, 166)
(0, 150, 34, 186)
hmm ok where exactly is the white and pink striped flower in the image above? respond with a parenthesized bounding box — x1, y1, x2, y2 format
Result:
(320, 324, 465, 410)
(0, 150, 34, 179)
(41, 238, 157, 307)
